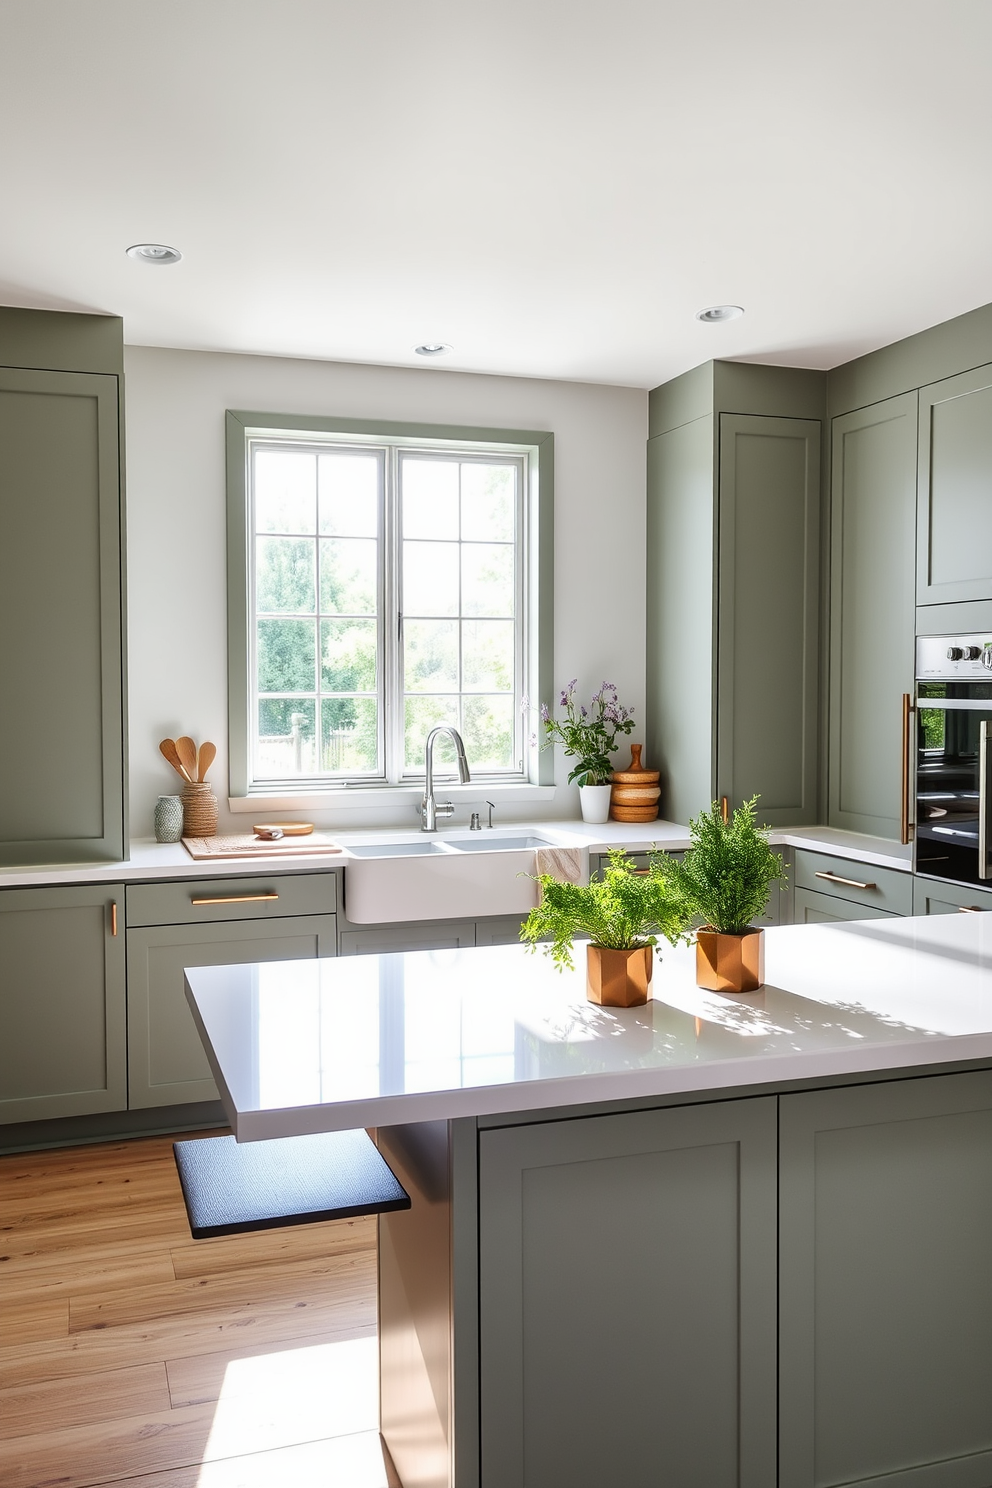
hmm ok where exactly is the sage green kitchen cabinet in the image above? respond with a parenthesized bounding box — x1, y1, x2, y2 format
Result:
(917, 364, 992, 605)
(338, 920, 476, 956)
(125, 872, 337, 1108)
(828, 393, 917, 838)
(478, 1096, 778, 1487)
(647, 363, 822, 828)
(794, 887, 894, 924)
(0, 308, 126, 866)
(794, 849, 911, 918)
(0, 883, 125, 1123)
(779, 1070, 992, 1488)
(912, 877, 992, 915)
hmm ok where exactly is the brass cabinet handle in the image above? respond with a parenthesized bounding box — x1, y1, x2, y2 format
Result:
(190, 892, 280, 906)
(720, 796, 729, 824)
(958, 905, 984, 913)
(901, 692, 914, 846)
(981, 720, 991, 882)
(110, 902, 118, 936)
(814, 870, 877, 891)
(632, 868, 650, 876)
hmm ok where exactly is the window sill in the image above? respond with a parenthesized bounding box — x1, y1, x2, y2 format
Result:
(228, 783, 557, 814)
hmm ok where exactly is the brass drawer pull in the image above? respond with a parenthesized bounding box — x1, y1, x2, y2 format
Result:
(632, 868, 650, 876)
(814, 870, 876, 891)
(110, 902, 118, 937)
(190, 892, 280, 906)
(958, 905, 984, 913)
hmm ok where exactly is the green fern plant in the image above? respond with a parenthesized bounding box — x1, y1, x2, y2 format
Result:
(520, 848, 692, 971)
(655, 796, 785, 934)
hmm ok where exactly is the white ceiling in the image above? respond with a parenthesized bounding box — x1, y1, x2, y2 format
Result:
(2, 0, 991, 389)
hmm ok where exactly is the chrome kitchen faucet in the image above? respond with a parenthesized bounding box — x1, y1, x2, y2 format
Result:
(420, 726, 471, 831)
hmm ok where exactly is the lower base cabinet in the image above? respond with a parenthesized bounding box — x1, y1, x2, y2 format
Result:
(913, 877, 992, 915)
(0, 883, 125, 1123)
(479, 1097, 778, 1488)
(780, 1070, 992, 1488)
(795, 886, 894, 923)
(474, 1069, 992, 1488)
(126, 915, 337, 1107)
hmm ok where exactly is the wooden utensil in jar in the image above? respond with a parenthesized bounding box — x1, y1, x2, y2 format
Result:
(159, 738, 194, 783)
(175, 736, 198, 781)
(196, 741, 217, 782)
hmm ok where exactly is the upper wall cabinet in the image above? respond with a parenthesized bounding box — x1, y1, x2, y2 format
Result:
(0, 310, 126, 864)
(646, 362, 822, 828)
(829, 393, 917, 839)
(917, 365, 992, 605)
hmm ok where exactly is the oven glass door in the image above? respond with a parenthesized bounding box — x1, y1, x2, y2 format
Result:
(916, 682, 992, 886)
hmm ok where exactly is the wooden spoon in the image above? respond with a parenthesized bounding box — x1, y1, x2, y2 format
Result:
(197, 741, 217, 782)
(159, 738, 193, 783)
(175, 737, 198, 782)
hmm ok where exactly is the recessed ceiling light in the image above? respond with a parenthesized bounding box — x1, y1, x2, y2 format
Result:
(414, 343, 452, 357)
(126, 243, 183, 265)
(695, 305, 743, 323)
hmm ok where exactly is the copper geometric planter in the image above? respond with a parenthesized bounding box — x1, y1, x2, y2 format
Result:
(586, 944, 653, 1007)
(695, 927, 765, 993)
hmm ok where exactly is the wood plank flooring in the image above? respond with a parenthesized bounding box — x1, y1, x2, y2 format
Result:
(0, 1132, 399, 1488)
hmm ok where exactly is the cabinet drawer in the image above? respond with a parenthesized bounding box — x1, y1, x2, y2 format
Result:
(126, 871, 337, 927)
(794, 887, 895, 924)
(794, 850, 911, 916)
(913, 877, 992, 915)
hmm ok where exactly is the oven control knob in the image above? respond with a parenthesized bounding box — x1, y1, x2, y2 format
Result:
(947, 646, 963, 660)
(963, 645, 982, 660)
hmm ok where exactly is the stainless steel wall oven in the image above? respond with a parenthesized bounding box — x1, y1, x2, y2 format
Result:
(915, 634, 992, 888)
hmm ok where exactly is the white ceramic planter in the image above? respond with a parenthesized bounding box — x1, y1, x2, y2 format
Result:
(578, 783, 612, 824)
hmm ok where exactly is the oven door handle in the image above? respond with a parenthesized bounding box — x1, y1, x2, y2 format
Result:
(980, 720, 991, 881)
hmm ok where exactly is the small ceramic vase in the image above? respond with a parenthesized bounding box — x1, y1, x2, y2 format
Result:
(154, 795, 184, 843)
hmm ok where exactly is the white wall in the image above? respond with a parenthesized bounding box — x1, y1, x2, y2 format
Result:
(124, 346, 647, 836)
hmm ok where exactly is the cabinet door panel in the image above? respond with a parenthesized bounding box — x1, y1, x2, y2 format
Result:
(918, 366, 992, 603)
(0, 885, 125, 1122)
(0, 367, 124, 863)
(912, 877, 992, 915)
(829, 393, 917, 837)
(480, 1098, 777, 1488)
(794, 887, 895, 923)
(780, 1072, 992, 1488)
(338, 922, 475, 955)
(718, 414, 820, 825)
(126, 915, 336, 1108)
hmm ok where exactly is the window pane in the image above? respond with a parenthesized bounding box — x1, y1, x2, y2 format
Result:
(403, 541, 459, 617)
(461, 463, 515, 542)
(321, 618, 377, 692)
(462, 543, 514, 617)
(321, 698, 378, 773)
(462, 620, 514, 692)
(319, 538, 378, 615)
(405, 696, 459, 769)
(402, 459, 459, 539)
(256, 537, 316, 614)
(462, 695, 514, 770)
(258, 698, 316, 775)
(404, 620, 458, 692)
(318, 454, 379, 536)
(257, 618, 316, 692)
(255, 450, 316, 534)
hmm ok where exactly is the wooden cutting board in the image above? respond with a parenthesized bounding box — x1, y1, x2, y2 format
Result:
(182, 835, 342, 860)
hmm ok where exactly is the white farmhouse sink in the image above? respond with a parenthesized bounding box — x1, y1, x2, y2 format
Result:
(341, 832, 584, 924)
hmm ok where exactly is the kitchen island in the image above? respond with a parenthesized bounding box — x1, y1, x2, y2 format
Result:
(186, 917, 992, 1488)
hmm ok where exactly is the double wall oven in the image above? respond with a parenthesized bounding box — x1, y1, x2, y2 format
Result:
(915, 634, 992, 889)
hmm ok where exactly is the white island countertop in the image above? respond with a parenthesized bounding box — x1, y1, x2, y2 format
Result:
(186, 914, 992, 1141)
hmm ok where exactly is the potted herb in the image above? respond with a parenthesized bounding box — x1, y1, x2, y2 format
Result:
(520, 848, 691, 1006)
(541, 680, 636, 823)
(656, 796, 785, 992)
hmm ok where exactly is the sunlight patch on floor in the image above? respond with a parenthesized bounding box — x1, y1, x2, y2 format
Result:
(196, 1335, 385, 1485)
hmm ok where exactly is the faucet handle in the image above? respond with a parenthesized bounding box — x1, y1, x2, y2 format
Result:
(486, 800, 495, 829)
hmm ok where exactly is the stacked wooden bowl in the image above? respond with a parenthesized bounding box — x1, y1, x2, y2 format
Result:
(610, 744, 661, 822)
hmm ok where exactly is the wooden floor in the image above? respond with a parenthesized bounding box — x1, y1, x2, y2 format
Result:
(0, 1131, 399, 1488)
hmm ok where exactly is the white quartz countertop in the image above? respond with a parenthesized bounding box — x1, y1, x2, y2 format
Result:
(185, 914, 992, 1141)
(0, 819, 911, 889)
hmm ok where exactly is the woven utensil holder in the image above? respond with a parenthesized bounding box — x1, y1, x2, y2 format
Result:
(181, 781, 219, 838)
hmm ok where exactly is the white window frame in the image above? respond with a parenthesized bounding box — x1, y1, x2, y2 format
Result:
(226, 412, 555, 804)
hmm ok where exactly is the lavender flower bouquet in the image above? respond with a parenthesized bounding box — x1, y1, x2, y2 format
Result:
(540, 680, 636, 786)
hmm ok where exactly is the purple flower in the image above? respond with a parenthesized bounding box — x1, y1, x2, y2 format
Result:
(540, 702, 550, 722)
